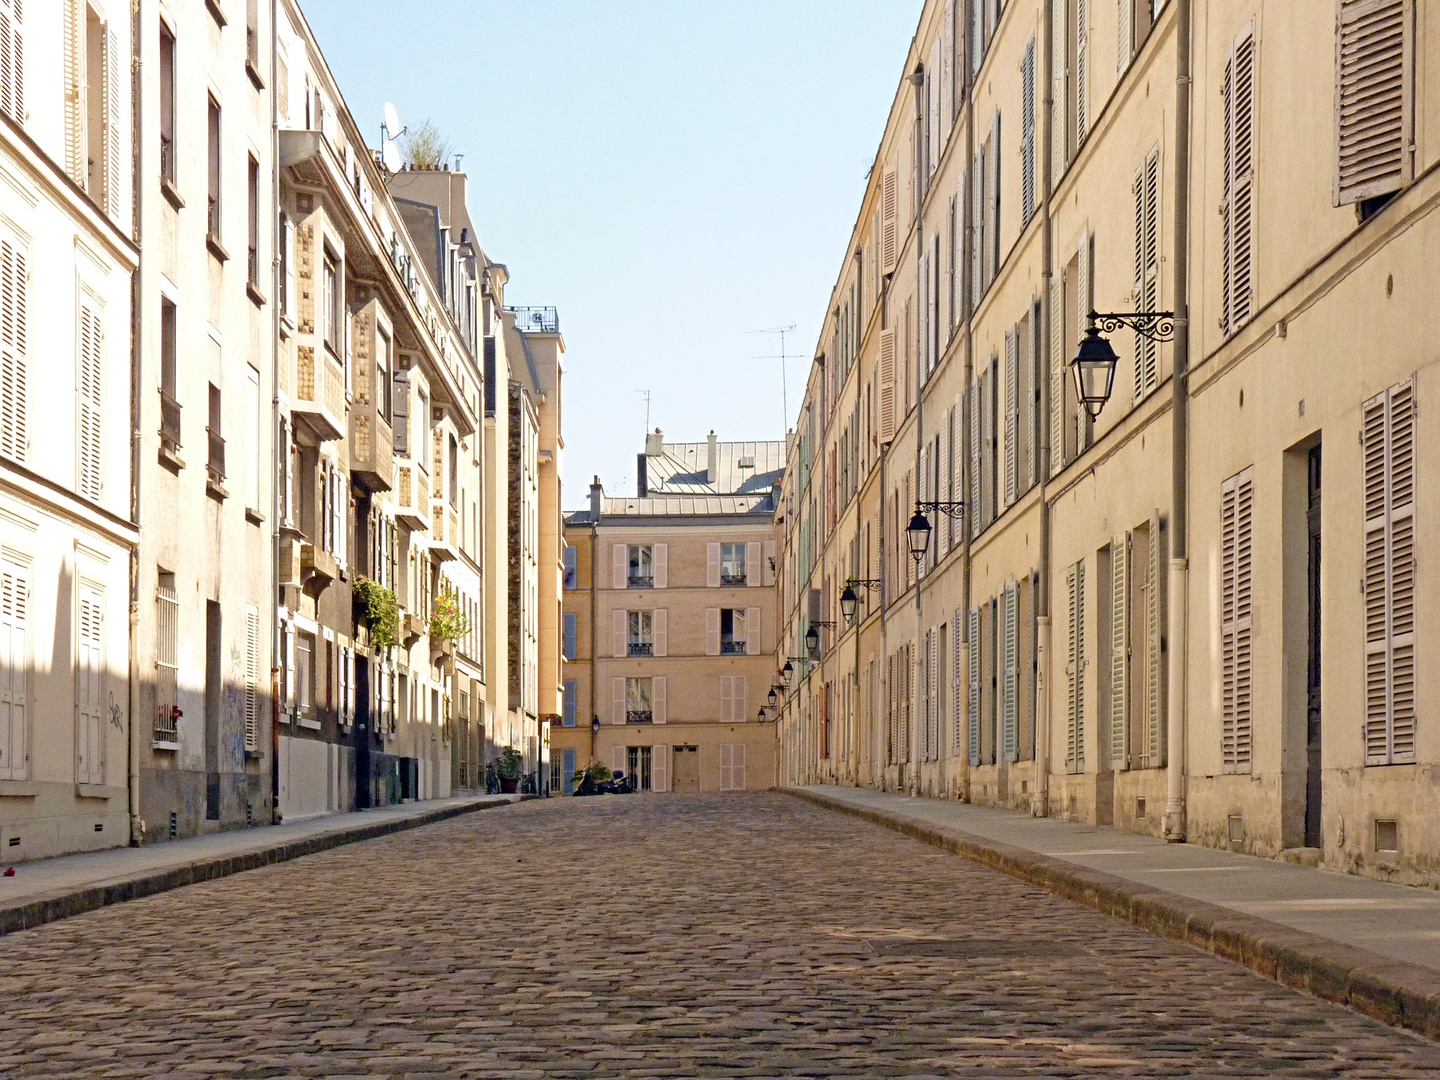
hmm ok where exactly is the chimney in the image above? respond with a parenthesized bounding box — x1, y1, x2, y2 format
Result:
(706, 430, 719, 484)
(589, 476, 603, 518)
(636, 453, 648, 498)
(645, 427, 664, 457)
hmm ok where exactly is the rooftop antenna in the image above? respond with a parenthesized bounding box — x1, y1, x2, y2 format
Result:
(748, 324, 797, 433)
(380, 102, 406, 172)
(636, 389, 651, 436)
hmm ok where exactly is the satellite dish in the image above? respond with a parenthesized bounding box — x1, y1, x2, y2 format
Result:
(383, 102, 400, 136)
(381, 141, 402, 172)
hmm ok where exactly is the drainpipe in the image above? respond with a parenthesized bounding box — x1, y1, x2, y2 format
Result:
(959, 32, 977, 804)
(909, 65, 925, 797)
(1164, 0, 1194, 843)
(127, 0, 144, 847)
(269, 0, 283, 822)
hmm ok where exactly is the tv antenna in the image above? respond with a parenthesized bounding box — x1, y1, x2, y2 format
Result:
(380, 102, 406, 172)
(636, 389, 652, 435)
(748, 324, 797, 433)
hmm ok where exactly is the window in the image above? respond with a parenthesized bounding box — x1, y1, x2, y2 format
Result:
(626, 745, 653, 791)
(245, 0, 261, 77)
(720, 543, 745, 585)
(563, 546, 577, 590)
(626, 677, 652, 724)
(562, 612, 577, 660)
(376, 329, 392, 423)
(206, 96, 221, 243)
(1118, 0, 1157, 73)
(295, 630, 314, 718)
(322, 252, 339, 351)
(562, 680, 577, 727)
(719, 675, 748, 723)
(77, 300, 102, 500)
(1052, 0, 1088, 176)
(0, 557, 25, 779)
(280, 214, 294, 321)
(154, 571, 178, 744)
(720, 609, 746, 655)
(448, 433, 458, 506)
(207, 383, 224, 487)
(627, 610, 652, 656)
(1334, 0, 1411, 211)
(159, 22, 175, 185)
(720, 744, 746, 791)
(246, 367, 260, 509)
(628, 544, 653, 589)
(247, 155, 260, 287)
(0, 235, 26, 463)
(1220, 24, 1255, 336)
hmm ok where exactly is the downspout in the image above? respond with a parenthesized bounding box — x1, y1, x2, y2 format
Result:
(127, 0, 144, 847)
(959, 33, 977, 804)
(1033, 0, 1058, 819)
(909, 66, 925, 797)
(588, 518, 597, 765)
(1164, 0, 1194, 842)
(269, 0, 283, 821)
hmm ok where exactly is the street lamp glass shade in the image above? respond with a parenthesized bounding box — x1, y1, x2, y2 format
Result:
(767, 687, 778, 707)
(1072, 326, 1119, 420)
(781, 660, 794, 681)
(804, 624, 820, 653)
(907, 510, 933, 562)
(757, 708, 767, 721)
(839, 584, 859, 624)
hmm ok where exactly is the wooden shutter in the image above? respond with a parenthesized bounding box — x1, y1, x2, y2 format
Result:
(763, 540, 777, 585)
(105, 28, 121, 220)
(0, 0, 23, 125)
(284, 217, 296, 324)
(563, 680, 576, 727)
(1021, 39, 1036, 223)
(928, 629, 940, 760)
(562, 747, 576, 792)
(0, 237, 25, 463)
(1076, 0, 1089, 140)
(968, 379, 982, 538)
(877, 328, 896, 444)
(734, 676, 747, 725)
(745, 542, 761, 586)
(1002, 583, 1019, 761)
(345, 648, 354, 726)
(1066, 560, 1085, 773)
(1118, 0, 1134, 73)
(245, 607, 260, 753)
(1051, 0, 1068, 180)
(1143, 509, 1166, 768)
(613, 544, 626, 590)
(938, 420, 952, 554)
(745, 606, 761, 655)
(1363, 379, 1416, 765)
(1335, 0, 1412, 206)
(719, 675, 733, 724)
(987, 113, 1001, 287)
(65, 0, 85, 184)
(613, 744, 628, 777)
(0, 561, 24, 779)
(967, 609, 981, 765)
(951, 608, 964, 752)
(282, 621, 294, 713)
(653, 608, 667, 657)
(950, 397, 964, 550)
(719, 742, 733, 790)
(1222, 24, 1256, 336)
(78, 302, 102, 499)
(1004, 326, 1019, 508)
(76, 584, 104, 785)
(1048, 273, 1065, 477)
(942, 0, 955, 142)
(928, 39, 941, 178)
(1134, 152, 1160, 398)
(707, 542, 721, 587)
(705, 608, 720, 656)
(652, 744, 668, 791)
(733, 744, 746, 790)
(1109, 534, 1130, 770)
(612, 677, 625, 725)
(880, 166, 899, 274)
(971, 147, 984, 309)
(653, 543, 668, 588)
(1220, 473, 1253, 773)
(613, 609, 626, 658)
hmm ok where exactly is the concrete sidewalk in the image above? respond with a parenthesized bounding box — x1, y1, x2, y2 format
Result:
(790, 785, 1440, 1040)
(0, 793, 524, 937)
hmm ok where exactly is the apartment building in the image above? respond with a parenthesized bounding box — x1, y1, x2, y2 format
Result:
(0, 0, 139, 860)
(780, 0, 1440, 883)
(555, 433, 781, 794)
(273, 1, 486, 815)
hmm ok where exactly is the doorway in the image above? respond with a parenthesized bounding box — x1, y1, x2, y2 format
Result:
(1304, 445, 1323, 849)
(672, 745, 699, 792)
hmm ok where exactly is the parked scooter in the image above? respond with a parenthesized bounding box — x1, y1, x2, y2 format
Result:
(572, 768, 635, 795)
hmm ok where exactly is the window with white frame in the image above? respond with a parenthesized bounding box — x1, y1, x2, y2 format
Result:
(626, 677, 652, 724)
(720, 543, 745, 585)
(628, 544, 653, 588)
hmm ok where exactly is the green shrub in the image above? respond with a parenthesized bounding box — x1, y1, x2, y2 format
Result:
(353, 577, 399, 650)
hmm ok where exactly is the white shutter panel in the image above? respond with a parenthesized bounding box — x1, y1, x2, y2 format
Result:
(65, 0, 86, 184)
(1222, 25, 1256, 336)
(1220, 474, 1252, 773)
(1021, 38, 1036, 223)
(1144, 509, 1166, 768)
(970, 148, 984, 310)
(745, 542, 761, 587)
(0, 0, 23, 126)
(0, 563, 25, 780)
(105, 28, 122, 220)
(1051, 0, 1068, 180)
(613, 544, 627, 590)
(1004, 326, 1019, 508)
(1048, 273, 1065, 477)
(950, 396, 963, 551)
(345, 648, 354, 726)
(987, 113, 1001, 286)
(745, 607, 761, 655)
(613, 744, 627, 776)
(653, 608, 667, 657)
(763, 540, 776, 585)
(0, 238, 26, 463)
(1335, 0, 1412, 206)
(284, 217, 296, 323)
(1002, 583, 1019, 762)
(1109, 534, 1131, 769)
(719, 675, 732, 724)
(938, 411, 951, 553)
(967, 611, 981, 765)
(1076, 0, 1089, 141)
(733, 743, 745, 789)
(1118, 0, 1134, 73)
(612, 677, 626, 725)
(245, 607, 260, 753)
(952, 607, 965, 753)
(78, 304, 102, 499)
(653, 543, 668, 589)
(76, 586, 104, 785)
(880, 167, 899, 274)
(707, 542, 721, 587)
(719, 742, 733, 791)
(929, 628, 940, 761)
(942, 0, 955, 145)
(652, 743, 668, 792)
(705, 608, 721, 656)
(928, 39, 941, 178)
(968, 379, 982, 539)
(613, 608, 626, 658)
(1066, 561, 1085, 773)
(918, 442, 930, 572)
(877, 328, 896, 444)
(282, 621, 294, 714)
(653, 675, 667, 724)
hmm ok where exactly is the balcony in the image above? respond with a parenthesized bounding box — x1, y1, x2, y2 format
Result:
(627, 575, 653, 590)
(292, 344, 345, 442)
(721, 572, 747, 586)
(506, 305, 560, 334)
(430, 498, 459, 561)
(205, 429, 227, 499)
(394, 464, 429, 530)
(627, 642, 653, 657)
(626, 711, 652, 725)
(158, 391, 183, 468)
(721, 640, 746, 656)
(348, 303, 394, 492)
(300, 541, 338, 594)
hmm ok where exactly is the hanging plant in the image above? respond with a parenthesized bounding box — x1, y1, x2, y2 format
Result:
(430, 586, 470, 643)
(353, 577, 399, 650)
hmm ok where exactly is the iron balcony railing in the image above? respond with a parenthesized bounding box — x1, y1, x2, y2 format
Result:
(628, 574, 653, 589)
(207, 428, 225, 483)
(721, 571, 747, 586)
(159, 391, 182, 450)
(506, 305, 560, 334)
(626, 710, 652, 725)
(721, 640, 746, 655)
(627, 642, 653, 657)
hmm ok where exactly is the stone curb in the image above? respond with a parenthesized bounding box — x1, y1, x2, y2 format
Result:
(785, 787, 1440, 1042)
(0, 795, 531, 939)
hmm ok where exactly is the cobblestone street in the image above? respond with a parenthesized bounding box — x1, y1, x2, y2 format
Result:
(3, 794, 1440, 1078)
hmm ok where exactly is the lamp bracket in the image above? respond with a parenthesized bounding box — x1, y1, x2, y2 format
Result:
(844, 578, 882, 591)
(916, 500, 966, 520)
(810, 620, 837, 629)
(1088, 310, 1177, 343)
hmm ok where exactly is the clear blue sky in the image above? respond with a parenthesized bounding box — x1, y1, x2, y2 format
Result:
(299, 0, 922, 507)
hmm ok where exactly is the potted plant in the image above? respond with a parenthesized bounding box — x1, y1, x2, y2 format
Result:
(353, 577, 399, 650)
(496, 746, 525, 793)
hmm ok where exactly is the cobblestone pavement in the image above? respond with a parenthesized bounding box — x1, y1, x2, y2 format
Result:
(3, 794, 1440, 1078)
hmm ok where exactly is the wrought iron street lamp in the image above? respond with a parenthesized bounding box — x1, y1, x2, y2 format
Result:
(1073, 310, 1177, 419)
(839, 578, 881, 625)
(780, 657, 810, 682)
(907, 501, 965, 564)
(804, 622, 836, 654)
(767, 686, 779, 708)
